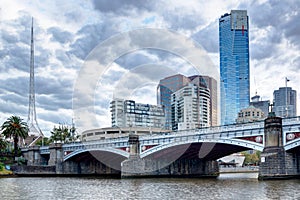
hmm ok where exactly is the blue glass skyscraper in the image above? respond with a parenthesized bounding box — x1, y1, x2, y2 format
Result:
(219, 10, 250, 125)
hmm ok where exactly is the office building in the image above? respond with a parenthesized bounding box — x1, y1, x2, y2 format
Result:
(157, 74, 190, 130)
(273, 87, 297, 117)
(110, 99, 165, 128)
(236, 105, 265, 123)
(250, 94, 270, 117)
(219, 10, 250, 125)
(171, 82, 210, 130)
(190, 75, 218, 126)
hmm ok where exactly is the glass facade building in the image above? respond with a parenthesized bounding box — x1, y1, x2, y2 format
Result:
(273, 87, 297, 118)
(157, 74, 190, 130)
(219, 10, 250, 125)
(110, 99, 165, 128)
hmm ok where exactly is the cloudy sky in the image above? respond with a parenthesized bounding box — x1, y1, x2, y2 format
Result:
(0, 0, 299, 136)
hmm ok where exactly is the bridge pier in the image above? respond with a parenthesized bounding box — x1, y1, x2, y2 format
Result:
(259, 113, 300, 179)
(22, 146, 41, 165)
(121, 134, 219, 178)
(48, 143, 63, 174)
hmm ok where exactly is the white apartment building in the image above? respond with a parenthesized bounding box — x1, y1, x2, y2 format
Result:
(110, 99, 165, 129)
(171, 83, 210, 130)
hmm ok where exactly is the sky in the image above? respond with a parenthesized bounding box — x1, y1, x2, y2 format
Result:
(0, 0, 299, 136)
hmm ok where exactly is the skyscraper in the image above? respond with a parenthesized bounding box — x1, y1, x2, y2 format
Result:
(219, 10, 250, 125)
(171, 82, 210, 130)
(190, 75, 218, 126)
(157, 74, 190, 130)
(273, 87, 297, 118)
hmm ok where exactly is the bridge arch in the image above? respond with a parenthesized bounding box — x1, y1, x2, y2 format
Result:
(64, 147, 129, 162)
(285, 137, 300, 151)
(141, 138, 263, 160)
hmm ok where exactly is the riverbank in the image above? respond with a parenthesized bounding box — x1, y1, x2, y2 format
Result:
(0, 169, 13, 177)
(219, 166, 259, 173)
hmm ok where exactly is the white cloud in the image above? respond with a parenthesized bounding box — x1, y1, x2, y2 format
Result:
(0, 0, 299, 134)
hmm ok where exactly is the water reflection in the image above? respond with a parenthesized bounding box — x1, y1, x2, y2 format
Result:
(0, 174, 300, 200)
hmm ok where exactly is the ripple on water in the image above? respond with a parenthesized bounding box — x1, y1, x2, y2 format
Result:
(0, 175, 300, 200)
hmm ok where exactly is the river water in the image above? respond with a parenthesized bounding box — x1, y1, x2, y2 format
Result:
(0, 173, 299, 200)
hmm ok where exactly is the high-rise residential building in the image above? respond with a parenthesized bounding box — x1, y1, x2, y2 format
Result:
(273, 87, 297, 118)
(219, 10, 250, 125)
(189, 75, 218, 126)
(250, 94, 270, 117)
(171, 83, 210, 130)
(157, 74, 190, 130)
(110, 99, 165, 128)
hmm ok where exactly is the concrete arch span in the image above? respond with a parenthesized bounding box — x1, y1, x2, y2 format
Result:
(64, 148, 129, 172)
(141, 139, 263, 161)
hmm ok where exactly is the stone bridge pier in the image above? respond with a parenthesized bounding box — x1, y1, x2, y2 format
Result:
(121, 134, 219, 178)
(259, 113, 300, 180)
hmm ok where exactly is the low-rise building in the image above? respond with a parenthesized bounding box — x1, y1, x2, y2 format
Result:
(236, 105, 265, 123)
(110, 99, 165, 129)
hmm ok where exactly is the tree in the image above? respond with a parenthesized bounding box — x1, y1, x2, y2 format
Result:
(242, 151, 261, 166)
(0, 135, 7, 152)
(1, 116, 28, 158)
(49, 124, 79, 144)
(35, 137, 51, 146)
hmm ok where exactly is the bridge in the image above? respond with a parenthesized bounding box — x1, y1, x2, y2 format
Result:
(21, 115, 300, 179)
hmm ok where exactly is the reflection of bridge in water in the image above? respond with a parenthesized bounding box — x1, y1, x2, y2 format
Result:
(22, 116, 300, 179)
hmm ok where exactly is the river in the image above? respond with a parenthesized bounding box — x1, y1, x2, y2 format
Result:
(0, 173, 299, 200)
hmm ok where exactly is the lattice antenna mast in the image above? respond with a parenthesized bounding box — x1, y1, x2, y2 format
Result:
(27, 18, 43, 140)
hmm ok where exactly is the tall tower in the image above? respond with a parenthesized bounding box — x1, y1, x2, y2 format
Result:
(273, 86, 297, 118)
(27, 18, 43, 145)
(157, 74, 190, 130)
(219, 10, 250, 125)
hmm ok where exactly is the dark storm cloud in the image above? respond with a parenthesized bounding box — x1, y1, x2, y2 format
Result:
(47, 27, 73, 44)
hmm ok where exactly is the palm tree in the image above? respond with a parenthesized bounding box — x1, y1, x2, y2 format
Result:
(1, 116, 28, 158)
(0, 135, 7, 152)
(49, 125, 79, 144)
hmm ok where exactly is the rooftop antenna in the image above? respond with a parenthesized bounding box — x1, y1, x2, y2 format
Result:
(27, 18, 43, 146)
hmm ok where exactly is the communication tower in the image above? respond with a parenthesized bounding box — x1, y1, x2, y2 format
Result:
(26, 18, 44, 146)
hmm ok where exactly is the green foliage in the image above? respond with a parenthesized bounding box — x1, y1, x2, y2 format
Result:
(35, 137, 51, 146)
(0, 135, 8, 151)
(1, 116, 29, 157)
(0, 162, 4, 171)
(242, 151, 261, 165)
(49, 124, 79, 144)
(17, 157, 26, 165)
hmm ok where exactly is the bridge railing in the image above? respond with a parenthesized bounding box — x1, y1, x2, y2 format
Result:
(39, 146, 50, 154)
(62, 137, 129, 152)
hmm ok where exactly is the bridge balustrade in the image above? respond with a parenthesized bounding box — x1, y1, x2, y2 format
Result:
(40, 146, 50, 154)
(37, 116, 300, 156)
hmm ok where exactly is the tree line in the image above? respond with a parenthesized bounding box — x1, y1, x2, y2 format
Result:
(0, 115, 79, 161)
